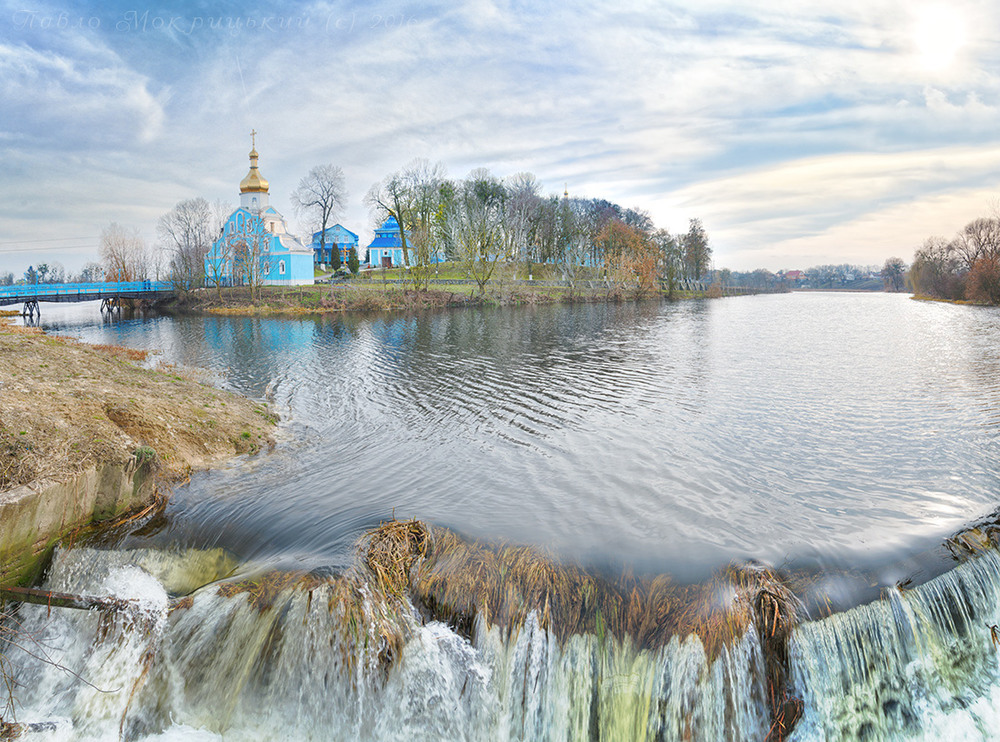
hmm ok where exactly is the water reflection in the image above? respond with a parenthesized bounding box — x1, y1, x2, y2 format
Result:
(35, 294, 1000, 581)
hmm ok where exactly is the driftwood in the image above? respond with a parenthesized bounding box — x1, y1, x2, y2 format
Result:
(0, 586, 134, 613)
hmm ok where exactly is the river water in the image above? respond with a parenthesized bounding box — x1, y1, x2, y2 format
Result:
(7, 291, 1000, 740)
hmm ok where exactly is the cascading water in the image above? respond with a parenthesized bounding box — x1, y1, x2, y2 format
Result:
(789, 549, 1000, 741)
(10, 538, 1000, 740)
(4, 545, 773, 741)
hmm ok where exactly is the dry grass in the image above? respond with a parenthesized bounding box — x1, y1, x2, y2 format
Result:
(216, 571, 309, 612)
(0, 321, 276, 490)
(179, 285, 482, 316)
(357, 520, 801, 660)
(359, 518, 429, 597)
(90, 344, 151, 363)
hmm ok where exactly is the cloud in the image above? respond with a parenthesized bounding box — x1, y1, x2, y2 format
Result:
(662, 145, 1000, 268)
(3, 0, 1000, 273)
(0, 39, 165, 147)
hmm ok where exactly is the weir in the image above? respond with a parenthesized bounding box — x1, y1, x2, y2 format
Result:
(5, 523, 1000, 741)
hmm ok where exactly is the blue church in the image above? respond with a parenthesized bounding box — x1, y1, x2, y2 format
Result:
(205, 135, 314, 287)
(367, 217, 446, 268)
(311, 225, 359, 268)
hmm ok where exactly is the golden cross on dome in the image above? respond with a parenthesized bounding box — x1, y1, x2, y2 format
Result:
(250, 129, 257, 148)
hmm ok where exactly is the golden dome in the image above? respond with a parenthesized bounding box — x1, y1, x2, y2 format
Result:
(239, 146, 269, 194)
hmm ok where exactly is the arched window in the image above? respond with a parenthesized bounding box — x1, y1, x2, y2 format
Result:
(279, 260, 286, 275)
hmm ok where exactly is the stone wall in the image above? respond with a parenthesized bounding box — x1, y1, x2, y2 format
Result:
(0, 454, 157, 587)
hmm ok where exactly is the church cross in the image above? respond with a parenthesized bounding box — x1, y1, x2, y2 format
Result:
(251, 128, 257, 148)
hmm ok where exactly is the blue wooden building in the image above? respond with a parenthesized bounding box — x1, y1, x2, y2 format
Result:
(205, 136, 314, 287)
(366, 217, 446, 268)
(311, 225, 359, 268)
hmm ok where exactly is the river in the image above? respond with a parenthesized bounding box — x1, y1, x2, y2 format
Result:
(7, 291, 1000, 740)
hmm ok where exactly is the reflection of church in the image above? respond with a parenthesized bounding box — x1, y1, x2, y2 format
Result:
(205, 133, 314, 286)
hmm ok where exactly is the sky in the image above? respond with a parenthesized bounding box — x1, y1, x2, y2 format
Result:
(2, 0, 1000, 277)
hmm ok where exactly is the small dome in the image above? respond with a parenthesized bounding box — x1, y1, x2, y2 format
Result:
(239, 147, 269, 194)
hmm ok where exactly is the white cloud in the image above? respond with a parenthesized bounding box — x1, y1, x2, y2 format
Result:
(0, 40, 165, 147)
(662, 145, 1000, 268)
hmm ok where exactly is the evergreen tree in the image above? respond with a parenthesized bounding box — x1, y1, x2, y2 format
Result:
(348, 247, 360, 275)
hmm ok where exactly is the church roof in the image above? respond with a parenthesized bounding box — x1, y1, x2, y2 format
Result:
(314, 224, 359, 241)
(368, 236, 402, 249)
(239, 144, 269, 194)
(274, 233, 312, 255)
(377, 216, 400, 233)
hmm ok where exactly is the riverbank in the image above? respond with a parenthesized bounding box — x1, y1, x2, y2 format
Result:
(157, 280, 761, 316)
(0, 318, 276, 586)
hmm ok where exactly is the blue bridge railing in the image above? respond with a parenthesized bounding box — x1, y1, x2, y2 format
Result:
(0, 281, 174, 305)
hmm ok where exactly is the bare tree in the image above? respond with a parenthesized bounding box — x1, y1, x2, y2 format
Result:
(202, 201, 238, 298)
(224, 210, 269, 302)
(366, 172, 415, 270)
(157, 197, 215, 290)
(75, 262, 104, 283)
(504, 173, 541, 267)
(205, 238, 233, 300)
(952, 217, 1000, 269)
(682, 218, 711, 281)
(447, 169, 507, 295)
(910, 235, 963, 299)
(881, 257, 907, 292)
(654, 229, 683, 298)
(99, 223, 149, 281)
(410, 160, 450, 289)
(46, 261, 66, 283)
(365, 159, 448, 288)
(291, 164, 347, 269)
(598, 219, 657, 296)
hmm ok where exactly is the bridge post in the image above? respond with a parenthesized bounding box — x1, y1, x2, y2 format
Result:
(21, 299, 39, 319)
(100, 296, 123, 314)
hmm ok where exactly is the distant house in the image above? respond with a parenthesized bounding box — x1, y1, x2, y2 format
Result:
(205, 136, 313, 286)
(784, 270, 805, 282)
(311, 224, 359, 268)
(366, 217, 446, 268)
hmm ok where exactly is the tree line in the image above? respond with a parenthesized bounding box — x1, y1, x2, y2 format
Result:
(909, 211, 1000, 304)
(5, 260, 105, 287)
(86, 159, 712, 297)
(363, 160, 712, 295)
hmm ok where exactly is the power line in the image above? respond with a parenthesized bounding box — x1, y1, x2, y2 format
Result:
(0, 236, 99, 246)
(0, 245, 100, 254)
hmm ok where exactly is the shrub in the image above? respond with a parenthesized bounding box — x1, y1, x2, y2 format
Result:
(966, 257, 1000, 305)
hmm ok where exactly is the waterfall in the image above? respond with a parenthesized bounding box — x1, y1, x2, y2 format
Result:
(10, 542, 1000, 740)
(789, 549, 1000, 741)
(4, 546, 770, 741)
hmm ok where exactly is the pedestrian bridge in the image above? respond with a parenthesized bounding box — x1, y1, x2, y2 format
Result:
(0, 281, 174, 317)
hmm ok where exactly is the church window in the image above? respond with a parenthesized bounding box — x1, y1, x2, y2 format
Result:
(279, 260, 286, 275)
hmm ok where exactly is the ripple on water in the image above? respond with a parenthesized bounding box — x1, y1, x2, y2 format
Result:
(35, 294, 1000, 580)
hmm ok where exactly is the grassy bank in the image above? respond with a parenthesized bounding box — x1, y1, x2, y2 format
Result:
(159, 279, 715, 316)
(0, 319, 276, 491)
